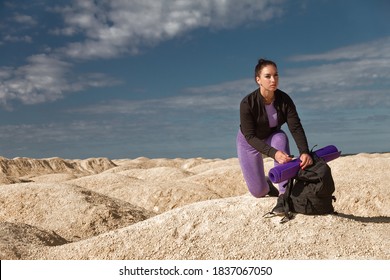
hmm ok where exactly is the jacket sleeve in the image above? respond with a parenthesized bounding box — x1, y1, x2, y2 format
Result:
(240, 98, 278, 158)
(285, 97, 310, 155)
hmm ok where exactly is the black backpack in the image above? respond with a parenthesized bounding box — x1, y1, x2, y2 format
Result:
(280, 152, 337, 223)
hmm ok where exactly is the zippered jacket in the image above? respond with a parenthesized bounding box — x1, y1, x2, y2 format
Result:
(240, 88, 310, 159)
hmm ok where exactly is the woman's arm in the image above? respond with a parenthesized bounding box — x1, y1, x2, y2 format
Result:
(240, 97, 278, 158)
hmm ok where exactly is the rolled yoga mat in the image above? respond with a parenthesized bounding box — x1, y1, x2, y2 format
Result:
(268, 145, 341, 183)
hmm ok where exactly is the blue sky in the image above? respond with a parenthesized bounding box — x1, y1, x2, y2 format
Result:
(0, 0, 389, 159)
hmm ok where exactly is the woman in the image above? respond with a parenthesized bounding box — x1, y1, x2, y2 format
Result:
(237, 58, 312, 213)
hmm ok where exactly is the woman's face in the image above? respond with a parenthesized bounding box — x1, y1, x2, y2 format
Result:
(256, 65, 279, 92)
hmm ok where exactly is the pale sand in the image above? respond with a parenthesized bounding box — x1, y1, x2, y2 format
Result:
(0, 154, 389, 260)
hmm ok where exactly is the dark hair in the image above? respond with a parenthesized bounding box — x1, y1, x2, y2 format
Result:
(254, 58, 277, 81)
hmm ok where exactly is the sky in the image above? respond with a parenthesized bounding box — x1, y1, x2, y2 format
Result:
(0, 0, 389, 159)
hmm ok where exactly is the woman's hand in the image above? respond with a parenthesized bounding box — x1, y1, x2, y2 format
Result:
(299, 153, 313, 169)
(275, 151, 293, 164)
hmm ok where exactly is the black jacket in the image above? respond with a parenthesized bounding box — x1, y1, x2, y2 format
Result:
(239, 88, 310, 158)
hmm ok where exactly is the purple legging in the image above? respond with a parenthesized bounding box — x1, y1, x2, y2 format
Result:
(236, 129, 290, 198)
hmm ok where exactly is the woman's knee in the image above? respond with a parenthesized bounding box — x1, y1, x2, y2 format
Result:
(271, 131, 289, 151)
(274, 131, 288, 142)
(239, 162, 268, 198)
(248, 186, 268, 198)
(244, 175, 269, 198)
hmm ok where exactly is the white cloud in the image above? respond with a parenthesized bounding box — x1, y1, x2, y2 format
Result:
(0, 11, 37, 45)
(4, 34, 32, 43)
(11, 13, 38, 25)
(282, 37, 390, 109)
(183, 79, 254, 95)
(0, 0, 286, 107)
(54, 0, 286, 59)
(67, 94, 239, 116)
(71, 36, 390, 114)
(289, 37, 390, 62)
(0, 54, 120, 107)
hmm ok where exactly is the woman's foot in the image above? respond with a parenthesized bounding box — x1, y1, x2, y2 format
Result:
(266, 177, 279, 197)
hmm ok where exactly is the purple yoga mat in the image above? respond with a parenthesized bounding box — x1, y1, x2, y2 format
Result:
(268, 145, 341, 183)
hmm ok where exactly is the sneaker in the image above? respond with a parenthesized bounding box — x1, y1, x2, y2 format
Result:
(266, 177, 279, 197)
(271, 194, 285, 215)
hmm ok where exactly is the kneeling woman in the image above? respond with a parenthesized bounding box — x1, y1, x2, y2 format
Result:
(237, 58, 313, 212)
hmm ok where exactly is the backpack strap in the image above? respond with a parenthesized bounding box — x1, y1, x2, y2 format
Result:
(280, 178, 294, 223)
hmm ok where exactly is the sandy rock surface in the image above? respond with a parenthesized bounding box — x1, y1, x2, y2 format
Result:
(0, 154, 389, 260)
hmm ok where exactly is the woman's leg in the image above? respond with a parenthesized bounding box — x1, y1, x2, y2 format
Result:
(266, 130, 290, 194)
(236, 130, 269, 198)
